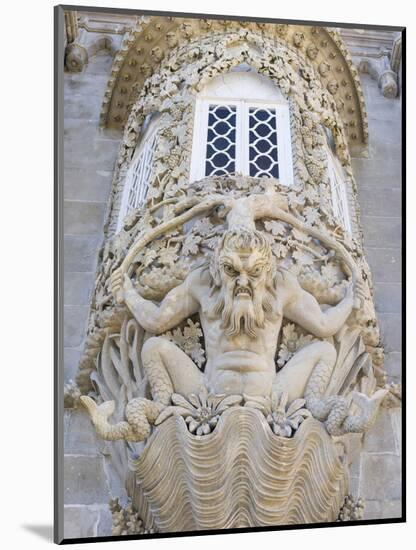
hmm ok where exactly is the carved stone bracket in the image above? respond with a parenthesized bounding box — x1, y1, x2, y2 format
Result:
(358, 56, 398, 99)
(340, 28, 402, 99)
(64, 9, 128, 72)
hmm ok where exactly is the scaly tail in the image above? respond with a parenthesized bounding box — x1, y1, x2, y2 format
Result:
(304, 360, 387, 436)
(80, 396, 164, 442)
(305, 360, 346, 424)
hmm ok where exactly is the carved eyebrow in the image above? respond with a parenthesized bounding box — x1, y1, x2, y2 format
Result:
(220, 255, 242, 270)
(248, 261, 268, 271)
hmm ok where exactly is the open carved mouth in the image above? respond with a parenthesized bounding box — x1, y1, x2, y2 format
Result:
(234, 286, 252, 298)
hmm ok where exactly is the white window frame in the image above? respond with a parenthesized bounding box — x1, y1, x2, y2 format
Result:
(117, 117, 158, 232)
(190, 97, 294, 186)
(327, 148, 352, 234)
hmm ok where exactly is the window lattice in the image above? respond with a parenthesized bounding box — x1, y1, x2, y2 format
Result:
(328, 154, 351, 233)
(205, 105, 237, 176)
(248, 107, 279, 178)
(125, 132, 157, 212)
(191, 93, 293, 186)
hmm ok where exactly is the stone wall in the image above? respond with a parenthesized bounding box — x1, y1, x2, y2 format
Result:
(63, 50, 124, 538)
(62, 50, 402, 538)
(350, 71, 402, 520)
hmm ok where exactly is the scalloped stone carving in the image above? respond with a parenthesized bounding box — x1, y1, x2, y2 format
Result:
(130, 410, 348, 531)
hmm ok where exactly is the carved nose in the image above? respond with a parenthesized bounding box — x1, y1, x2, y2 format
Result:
(237, 274, 249, 287)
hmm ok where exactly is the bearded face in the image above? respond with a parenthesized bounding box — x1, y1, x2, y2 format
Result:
(210, 229, 276, 338)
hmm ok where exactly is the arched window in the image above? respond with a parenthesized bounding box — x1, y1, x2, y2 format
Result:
(117, 115, 159, 231)
(190, 70, 294, 186)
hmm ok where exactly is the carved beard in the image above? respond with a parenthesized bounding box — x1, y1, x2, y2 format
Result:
(211, 280, 275, 339)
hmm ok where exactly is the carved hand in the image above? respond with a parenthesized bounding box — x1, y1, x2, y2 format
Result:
(111, 269, 137, 304)
(343, 278, 365, 310)
(110, 267, 126, 304)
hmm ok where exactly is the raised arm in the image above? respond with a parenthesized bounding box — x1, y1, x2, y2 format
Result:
(114, 273, 200, 334)
(282, 270, 359, 338)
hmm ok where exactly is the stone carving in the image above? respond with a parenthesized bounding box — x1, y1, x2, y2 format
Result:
(82, 191, 386, 444)
(97, 18, 369, 154)
(72, 20, 392, 533)
(292, 31, 305, 48)
(63, 379, 81, 409)
(129, 412, 348, 531)
(65, 42, 88, 72)
(165, 30, 178, 48)
(101, 29, 365, 237)
(306, 43, 319, 60)
(319, 61, 331, 77)
(358, 57, 398, 99)
(327, 79, 339, 95)
(337, 495, 365, 521)
(110, 498, 156, 535)
(79, 170, 388, 531)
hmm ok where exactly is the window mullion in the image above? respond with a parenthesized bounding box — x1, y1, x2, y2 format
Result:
(201, 101, 209, 179)
(242, 101, 249, 176)
(235, 101, 242, 175)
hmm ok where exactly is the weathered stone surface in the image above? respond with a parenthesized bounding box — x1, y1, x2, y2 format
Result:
(64, 138, 119, 170)
(64, 455, 111, 505)
(351, 159, 402, 185)
(65, 73, 110, 97)
(64, 235, 101, 272)
(64, 272, 94, 305)
(64, 410, 99, 454)
(64, 200, 107, 236)
(361, 216, 401, 249)
(64, 168, 113, 202)
(358, 187, 401, 218)
(64, 506, 99, 539)
(368, 119, 401, 146)
(349, 476, 360, 496)
(364, 499, 402, 520)
(64, 347, 82, 381)
(364, 247, 401, 283)
(373, 283, 402, 313)
(63, 305, 89, 347)
(384, 351, 402, 379)
(97, 508, 113, 536)
(378, 313, 402, 352)
(363, 409, 396, 453)
(64, 94, 102, 121)
(63, 117, 100, 143)
(84, 52, 114, 75)
(360, 453, 402, 501)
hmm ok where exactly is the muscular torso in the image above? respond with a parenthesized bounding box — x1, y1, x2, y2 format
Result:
(191, 268, 287, 395)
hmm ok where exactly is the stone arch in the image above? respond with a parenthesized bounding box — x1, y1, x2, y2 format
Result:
(99, 16, 368, 156)
(104, 33, 359, 238)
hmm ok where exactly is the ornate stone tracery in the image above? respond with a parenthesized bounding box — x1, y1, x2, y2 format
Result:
(67, 16, 400, 534)
(99, 17, 368, 153)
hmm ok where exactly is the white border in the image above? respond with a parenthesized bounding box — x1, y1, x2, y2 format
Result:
(3, 1, 410, 549)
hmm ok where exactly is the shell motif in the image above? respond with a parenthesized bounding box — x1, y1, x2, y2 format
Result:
(129, 408, 348, 532)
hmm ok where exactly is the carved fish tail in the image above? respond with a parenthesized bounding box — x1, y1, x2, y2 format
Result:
(80, 395, 164, 442)
(305, 360, 335, 421)
(80, 396, 141, 442)
(143, 355, 174, 406)
(338, 390, 388, 435)
(96, 419, 136, 441)
(125, 398, 165, 441)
